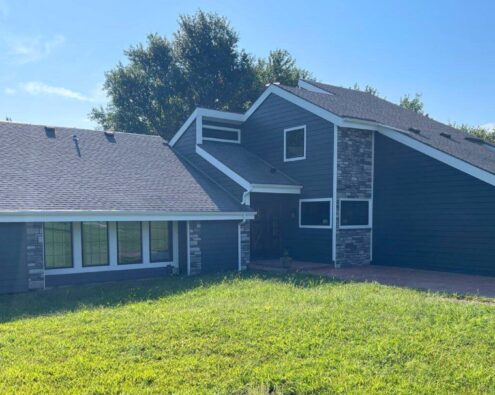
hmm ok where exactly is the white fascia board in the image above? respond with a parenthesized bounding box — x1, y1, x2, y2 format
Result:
(169, 108, 244, 147)
(169, 109, 199, 147)
(297, 79, 332, 95)
(376, 126, 495, 187)
(196, 145, 252, 190)
(244, 85, 343, 126)
(250, 184, 302, 194)
(0, 210, 255, 223)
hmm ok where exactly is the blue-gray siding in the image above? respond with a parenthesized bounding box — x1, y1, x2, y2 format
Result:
(199, 220, 239, 273)
(373, 134, 495, 275)
(45, 267, 174, 287)
(174, 120, 245, 202)
(243, 94, 334, 263)
(0, 223, 27, 294)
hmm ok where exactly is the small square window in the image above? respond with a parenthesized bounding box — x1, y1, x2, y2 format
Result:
(284, 126, 306, 161)
(340, 199, 371, 228)
(299, 199, 332, 228)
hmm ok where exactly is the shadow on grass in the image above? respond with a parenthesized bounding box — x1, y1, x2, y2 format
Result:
(0, 271, 341, 324)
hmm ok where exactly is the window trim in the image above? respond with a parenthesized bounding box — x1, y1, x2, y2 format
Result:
(117, 221, 143, 265)
(81, 221, 110, 267)
(339, 198, 372, 229)
(299, 198, 332, 229)
(43, 222, 74, 270)
(149, 221, 174, 263)
(284, 125, 307, 162)
(202, 125, 241, 144)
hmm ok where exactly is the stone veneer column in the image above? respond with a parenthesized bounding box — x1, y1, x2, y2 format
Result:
(239, 221, 250, 270)
(188, 221, 202, 275)
(26, 222, 45, 290)
(336, 127, 373, 266)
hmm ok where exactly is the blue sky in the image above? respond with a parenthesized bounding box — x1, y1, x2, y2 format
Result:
(1, 0, 494, 130)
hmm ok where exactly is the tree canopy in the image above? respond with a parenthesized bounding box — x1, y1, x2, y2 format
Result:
(399, 93, 425, 114)
(90, 11, 310, 139)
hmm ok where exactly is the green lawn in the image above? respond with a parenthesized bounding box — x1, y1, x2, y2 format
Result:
(0, 273, 494, 394)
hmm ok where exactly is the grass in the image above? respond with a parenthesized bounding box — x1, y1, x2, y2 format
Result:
(0, 273, 494, 394)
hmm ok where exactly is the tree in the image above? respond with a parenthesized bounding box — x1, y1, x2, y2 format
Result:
(257, 49, 311, 86)
(399, 93, 424, 114)
(449, 123, 495, 144)
(90, 11, 309, 139)
(351, 83, 380, 97)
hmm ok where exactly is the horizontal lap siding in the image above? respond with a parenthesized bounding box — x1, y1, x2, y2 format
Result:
(45, 267, 173, 287)
(200, 221, 238, 273)
(373, 134, 495, 275)
(0, 223, 28, 294)
(174, 121, 245, 202)
(243, 94, 334, 263)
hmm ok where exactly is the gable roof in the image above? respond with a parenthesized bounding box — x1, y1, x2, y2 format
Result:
(0, 122, 252, 217)
(199, 141, 300, 186)
(281, 80, 495, 177)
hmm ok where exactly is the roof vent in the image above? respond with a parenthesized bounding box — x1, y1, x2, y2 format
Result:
(408, 127, 421, 134)
(44, 126, 56, 138)
(104, 130, 115, 136)
(440, 132, 451, 139)
(465, 136, 484, 144)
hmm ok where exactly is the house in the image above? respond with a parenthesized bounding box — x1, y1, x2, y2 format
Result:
(2, 79, 495, 294)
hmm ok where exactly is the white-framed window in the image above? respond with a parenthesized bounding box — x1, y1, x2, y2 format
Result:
(299, 198, 332, 229)
(202, 125, 241, 143)
(339, 199, 372, 229)
(284, 125, 306, 162)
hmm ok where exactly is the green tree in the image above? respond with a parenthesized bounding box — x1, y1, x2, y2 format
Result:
(90, 11, 309, 139)
(449, 123, 495, 144)
(351, 83, 380, 97)
(399, 93, 424, 114)
(257, 49, 311, 86)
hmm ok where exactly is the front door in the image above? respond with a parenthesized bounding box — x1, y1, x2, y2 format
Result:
(251, 205, 282, 259)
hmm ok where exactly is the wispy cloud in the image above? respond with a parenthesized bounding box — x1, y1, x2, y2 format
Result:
(5, 34, 66, 64)
(17, 81, 106, 103)
(3, 87, 16, 95)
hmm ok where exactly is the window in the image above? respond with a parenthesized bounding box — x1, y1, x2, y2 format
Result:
(149, 222, 173, 262)
(117, 222, 142, 265)
(44, 222, 73, 269)
(339, 199, 371, 228)
(299, 199, 332, 228)
(82, 222, 109, 267)
(284, 125, 306, 162)
(203, 125, 240, 143)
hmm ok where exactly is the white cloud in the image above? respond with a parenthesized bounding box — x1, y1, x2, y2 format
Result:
(481, 123, 495, 132)
(18, 81, 106, 103)
(4, 87, 16, 95)
(5, 34, 66, 64)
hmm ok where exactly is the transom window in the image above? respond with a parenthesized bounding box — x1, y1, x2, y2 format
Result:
(44, 222, 73, 269)
(149, 222, 173, 262)
(284, 125, 306, 162)
(117, 222, 142, 265)
(203, 125, 241, 143)
(82, 222, 109, 267)
(339, 199, 371, 228)
(299, 199, 332, 229)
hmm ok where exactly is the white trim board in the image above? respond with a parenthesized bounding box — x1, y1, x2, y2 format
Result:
(0, 210, 255, 223)
(170, 83, 495, 189)
(196, 145, 302, 194)
(338, 198, 372, 230)
(299, 198, 333, 229)
(284, 125, 307, 162)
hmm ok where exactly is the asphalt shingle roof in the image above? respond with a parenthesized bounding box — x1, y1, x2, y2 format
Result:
(200, 141, 300, 186)
(0, 122, 249, 213)
(280, 81, 495, 176)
